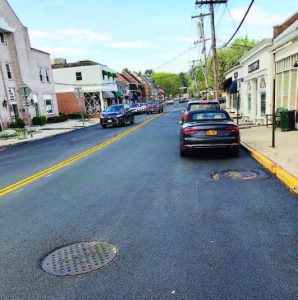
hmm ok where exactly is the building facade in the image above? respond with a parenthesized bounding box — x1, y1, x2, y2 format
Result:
(0, 0, 58, 129)
(52, 59, 118, 115)
(273, 13, 298, 120)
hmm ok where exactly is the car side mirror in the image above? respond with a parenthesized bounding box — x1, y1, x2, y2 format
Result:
(177, 120, 183, 125)
(180, 110, 184, 114)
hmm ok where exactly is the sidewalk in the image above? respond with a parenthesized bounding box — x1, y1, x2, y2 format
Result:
(237, 119, 298, 194)
(0, 118, 100, 148)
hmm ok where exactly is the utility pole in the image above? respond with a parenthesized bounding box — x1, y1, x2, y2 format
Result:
(195, 0, 227, 99)
(192, 13, 210, 100)
(191, 60, 199, 97)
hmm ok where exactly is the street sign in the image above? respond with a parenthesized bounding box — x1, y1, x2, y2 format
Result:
(17, 85, 32, 97)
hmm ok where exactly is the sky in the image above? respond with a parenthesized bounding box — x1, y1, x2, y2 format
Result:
(8, 0, 298, 73)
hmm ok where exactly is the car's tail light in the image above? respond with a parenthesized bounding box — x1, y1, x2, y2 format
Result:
(183, 127, 200, 134)
(224, 126, 239, 133)
(182, 113, 188, 121)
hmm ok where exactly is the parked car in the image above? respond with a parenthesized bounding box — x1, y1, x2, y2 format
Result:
(100, 104, 134, 128)
(167, 99, 174, 105)
(130, 103, 144, 114)
(146, 100, 163, 114)
(181, 100, 221, 123)
(178, 110, 240, 157)
(140, 103, 147, 113)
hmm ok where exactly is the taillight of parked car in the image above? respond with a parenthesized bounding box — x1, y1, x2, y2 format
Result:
(182, 113, 188, 121)
(182, 127, 200, 135)
(224, 126, 239, 133)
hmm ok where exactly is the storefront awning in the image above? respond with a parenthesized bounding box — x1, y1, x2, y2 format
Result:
(229, 80, 238, 94)
(220, 77, 232, 90)
(102, 91, 115, 98)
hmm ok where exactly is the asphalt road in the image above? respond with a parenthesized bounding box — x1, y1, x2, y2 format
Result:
(0, 104, 297, 300)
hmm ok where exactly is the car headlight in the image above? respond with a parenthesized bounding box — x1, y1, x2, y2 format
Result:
(116, 114, 123, 117)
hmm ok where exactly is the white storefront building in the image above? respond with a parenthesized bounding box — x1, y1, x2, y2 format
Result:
(238, 39, 274, 124)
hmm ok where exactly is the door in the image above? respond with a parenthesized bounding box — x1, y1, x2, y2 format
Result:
(12, 104, 19, 119)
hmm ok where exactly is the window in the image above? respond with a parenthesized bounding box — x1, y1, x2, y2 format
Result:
(76, 72, 82, 81)
(45, 69, 50, 83)
(0, 32, 7, 45)
(39, 69, 44, 82)
(5, 63, 12, 79)
(260, 93, 266, 116)
(44, 97, 54, 114)
(247, 94, 251, 113)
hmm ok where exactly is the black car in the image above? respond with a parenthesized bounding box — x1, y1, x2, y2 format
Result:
(100, 104, 134, 128)
(179, 110, 240, 157)
(181, 100, 220, 123)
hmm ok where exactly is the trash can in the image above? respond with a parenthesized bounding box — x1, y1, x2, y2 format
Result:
(280, 110, 296, 131)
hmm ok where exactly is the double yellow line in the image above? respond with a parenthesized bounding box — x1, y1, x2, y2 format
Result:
(0, 114, 161, 197)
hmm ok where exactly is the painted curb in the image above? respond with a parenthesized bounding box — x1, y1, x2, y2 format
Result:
(241, 141, 298, 195)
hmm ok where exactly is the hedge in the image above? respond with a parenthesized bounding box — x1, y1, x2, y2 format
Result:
(32, 115, 47, 125)
(46, 115, 68, 123)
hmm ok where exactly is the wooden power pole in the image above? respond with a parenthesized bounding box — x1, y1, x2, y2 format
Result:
(195, 0, 227, 99)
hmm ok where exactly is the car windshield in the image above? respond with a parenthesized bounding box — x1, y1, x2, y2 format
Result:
(188, 112, 228, 122)
(189, 103, 220, 111)
(106, 105, 123, 112)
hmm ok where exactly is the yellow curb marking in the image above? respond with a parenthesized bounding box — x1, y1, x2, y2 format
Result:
(0, 114, 161, 197)
(241, 141, 298, 195)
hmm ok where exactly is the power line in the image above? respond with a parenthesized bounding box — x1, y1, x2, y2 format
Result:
(221, 0, 255, 48)
(153, 46, 195, 71)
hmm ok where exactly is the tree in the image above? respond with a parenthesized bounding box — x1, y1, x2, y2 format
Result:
(144, 69, 154, 77)
(151, 72, 181, 96)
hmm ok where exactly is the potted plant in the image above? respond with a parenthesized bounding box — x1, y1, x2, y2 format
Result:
(14, 118, 27, 139)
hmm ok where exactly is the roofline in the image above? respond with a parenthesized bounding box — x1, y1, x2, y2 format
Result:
(273, 11, 298, 28)
(31, 47, 50, 55)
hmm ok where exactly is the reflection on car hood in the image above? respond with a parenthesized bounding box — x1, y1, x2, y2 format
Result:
(103, 111, 123, 117)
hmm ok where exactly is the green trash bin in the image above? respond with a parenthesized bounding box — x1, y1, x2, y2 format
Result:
(280, 110, 296, 131)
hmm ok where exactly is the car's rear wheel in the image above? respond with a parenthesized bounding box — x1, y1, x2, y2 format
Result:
(180, 147, 188, 157)
(231, 148, 239, 156)
(101, 124, 107, 128)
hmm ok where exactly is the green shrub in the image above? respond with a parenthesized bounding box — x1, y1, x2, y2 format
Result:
(15, 118, 25, 128)
(8, 121, 17, 129)
(32, 115, 47, 125)
(67, 113, 87, 119)
(46, 115, 68, 123)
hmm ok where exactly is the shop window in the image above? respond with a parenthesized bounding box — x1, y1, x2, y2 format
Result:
(289, 69, 297, 110)
(260, 93, 266, 116)
(247, 94, 251, 113)
(282, 71, 289, 107)
(275, 73, 282, 108)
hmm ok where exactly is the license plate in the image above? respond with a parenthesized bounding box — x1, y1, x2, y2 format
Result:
(206, 130, 217, 136)
(107, 120, 112, 123)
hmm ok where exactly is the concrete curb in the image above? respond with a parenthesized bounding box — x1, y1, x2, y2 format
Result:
(241, 141, 298, 195)
(0, 124, 99, 150)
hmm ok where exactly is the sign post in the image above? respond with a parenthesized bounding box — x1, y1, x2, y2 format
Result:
(17, 84, 33, 138)
(74, 87, 85, 127)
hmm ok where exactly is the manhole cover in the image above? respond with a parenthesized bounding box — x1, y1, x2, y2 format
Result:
(212, 169, 267, 180)
(42, 241, 117, 276)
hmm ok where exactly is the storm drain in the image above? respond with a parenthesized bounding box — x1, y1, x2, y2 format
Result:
(42, 241, 117, 276)
(212, 169, 267, 180)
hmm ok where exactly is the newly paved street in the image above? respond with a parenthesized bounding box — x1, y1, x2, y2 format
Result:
(0, 105, 297, 299)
